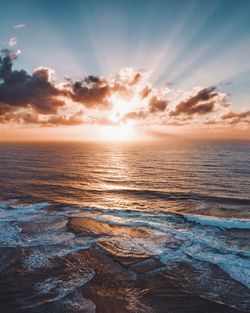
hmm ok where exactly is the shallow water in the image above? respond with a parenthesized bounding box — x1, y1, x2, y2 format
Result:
(0, 141, 249, 312)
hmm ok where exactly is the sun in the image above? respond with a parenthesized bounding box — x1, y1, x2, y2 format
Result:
(96, 93, 145, 141)
(100, 123, 135, 141)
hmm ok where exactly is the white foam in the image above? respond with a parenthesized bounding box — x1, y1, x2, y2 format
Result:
(1, 199, 249, 298)
(186, 244, 250, 288)
(0, 222, 22, 246)
(24, 250, 51, 270)
(0, 201, 50, 222)
(64, 294, 96, 313)
(183, 213, 250, 229)
(78, 209, 250, 289)
(35, 270, 95, 303)
(11, 202, 49, 211)
(24, 241, 94, 271)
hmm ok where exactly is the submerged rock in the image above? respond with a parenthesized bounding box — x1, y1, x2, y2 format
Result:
(68, 217, 150, 237)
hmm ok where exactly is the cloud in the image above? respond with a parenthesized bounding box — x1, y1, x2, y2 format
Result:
(148, 96, 168, 113)
(130, 72, 142, 85)
(8, 37, 17, 47)
(122, 110, 147, 122)
(0, 107, 85, 127)
(140, 85, 151, 99)
(164, 120, 188, 126)
(42, 112, 84, 126)
(221, 110, 250, 120)
(91, 117, 117, 126)
(0, 110, 40, 124)
(169, 86, 218, 116)
(220, 110, 250, 124)
(69, 76, 112, 109)
(0, 49, 68, 115)
(120, 97, 168, 123)
(0, 49, 248, 136)
(14, 24, 26, 29)
(203, 119, 218, 125)
(68, 69, 148, 109)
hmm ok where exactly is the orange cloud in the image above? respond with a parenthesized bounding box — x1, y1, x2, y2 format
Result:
(0, 49, 249, 139)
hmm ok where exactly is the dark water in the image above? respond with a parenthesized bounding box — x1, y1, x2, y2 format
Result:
(0, 141, 249, 312)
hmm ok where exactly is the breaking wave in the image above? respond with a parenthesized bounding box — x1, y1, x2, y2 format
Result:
(0, 199, 249, 311)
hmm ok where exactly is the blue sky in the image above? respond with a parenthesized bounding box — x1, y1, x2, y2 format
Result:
(0, 0, 250, 110)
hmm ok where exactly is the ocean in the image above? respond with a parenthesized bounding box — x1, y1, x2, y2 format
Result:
(0, 141, 249, 313)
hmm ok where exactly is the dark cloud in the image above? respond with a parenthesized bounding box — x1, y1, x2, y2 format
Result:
(83, 75, 101, 84)
(0, 49, 67, 115)
(169, 86, 218, 117)
(0, 49, 18, 79)
(69, 77, 112, 109)
(148, 96, 168, 113)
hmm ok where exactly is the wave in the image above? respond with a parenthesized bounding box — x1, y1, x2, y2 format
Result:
(65, 206, 250, 290)
(0, 199, 250, 310)
(103, 188, 250, 205)
(183, 213, 250, 229)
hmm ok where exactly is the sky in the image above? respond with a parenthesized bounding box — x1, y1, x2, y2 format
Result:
(0, 0, 250, 141)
